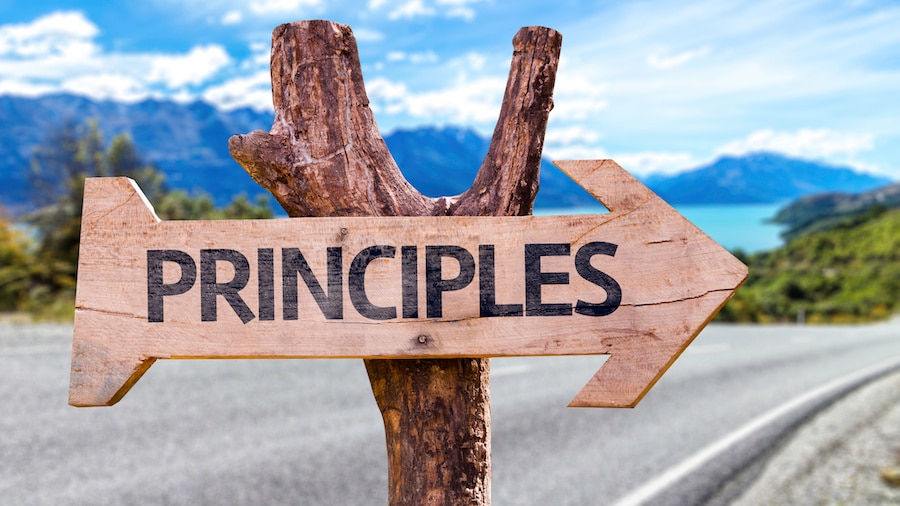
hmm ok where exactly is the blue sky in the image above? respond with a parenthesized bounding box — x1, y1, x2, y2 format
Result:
(1, 0, 898, 179)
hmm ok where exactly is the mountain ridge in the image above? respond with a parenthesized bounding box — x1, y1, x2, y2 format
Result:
(771, 181, 900, 239)
(644, 152, 891, 205)
(0, 94, 893, 213)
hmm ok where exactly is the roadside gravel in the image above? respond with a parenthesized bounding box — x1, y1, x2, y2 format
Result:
(733, 370, 900, 505)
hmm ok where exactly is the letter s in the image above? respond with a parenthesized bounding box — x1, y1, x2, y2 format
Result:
(574, 242, 622, 317)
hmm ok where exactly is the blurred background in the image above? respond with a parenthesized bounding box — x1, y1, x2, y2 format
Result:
(1, 0, 897, 322)
(0, 2, 899, 504)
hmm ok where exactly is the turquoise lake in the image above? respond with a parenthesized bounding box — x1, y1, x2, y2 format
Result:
(534, 203, 786, 253)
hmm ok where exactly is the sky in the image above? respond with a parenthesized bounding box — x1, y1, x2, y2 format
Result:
(0, 0, 898, 179)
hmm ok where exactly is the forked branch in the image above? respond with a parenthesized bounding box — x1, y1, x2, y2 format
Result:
(229, 20, 560, 219)
(229, 20, 561, 506)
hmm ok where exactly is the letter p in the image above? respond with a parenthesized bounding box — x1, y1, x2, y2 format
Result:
(147, 250, 197, 322)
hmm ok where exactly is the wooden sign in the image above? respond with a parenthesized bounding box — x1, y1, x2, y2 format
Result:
(69, 159, 747, 408)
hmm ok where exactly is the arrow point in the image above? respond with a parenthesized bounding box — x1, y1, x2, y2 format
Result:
(69, 325, 155, 407)
(567, 355, 657, 408)
(72, 177, 160, 407)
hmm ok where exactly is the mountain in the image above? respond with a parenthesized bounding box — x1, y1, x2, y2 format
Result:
(1, 94, 894, 214)
(385, 126, 488, 198)
(0, 93, 273, 214)
(384, 126, 596, 208)
(0, 94, 596, 214)
(644, 152, 892, 205)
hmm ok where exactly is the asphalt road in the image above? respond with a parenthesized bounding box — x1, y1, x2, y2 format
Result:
(2, 319, 899, 505)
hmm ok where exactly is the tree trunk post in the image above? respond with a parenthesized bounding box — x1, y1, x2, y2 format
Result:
(229, 20, 561, 505)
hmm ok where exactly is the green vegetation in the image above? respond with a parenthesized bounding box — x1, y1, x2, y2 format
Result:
(3, 120, 896, 325)
(771, 182, 900, 241)
(0, 120, 272, 320)
(719, 206, 900, 323)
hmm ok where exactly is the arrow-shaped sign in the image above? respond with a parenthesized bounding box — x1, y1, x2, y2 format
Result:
(70, 159, 747, 408)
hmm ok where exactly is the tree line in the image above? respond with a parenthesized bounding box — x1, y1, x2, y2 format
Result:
(0, 120, 272, 319)
(2, 120, 897, 323)
(717, 205, 899, 323)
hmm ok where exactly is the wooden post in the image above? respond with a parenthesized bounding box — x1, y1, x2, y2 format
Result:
(229, 20, 561, 505)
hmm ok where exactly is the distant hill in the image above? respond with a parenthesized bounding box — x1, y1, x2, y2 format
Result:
(719, 206, 900, 323)
(0, 93, 273, 214)
(720, 178, 900, 323)
(384, 126, 596, 208)
(1, 94, 894, 213)
(771, 182, 900, 239)
(0, 94, 596, 214)
(385, 126, 488, 198)
(644, 152, 892, 205)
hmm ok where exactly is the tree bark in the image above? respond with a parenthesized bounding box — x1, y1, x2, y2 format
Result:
(229, 19, 561, 505)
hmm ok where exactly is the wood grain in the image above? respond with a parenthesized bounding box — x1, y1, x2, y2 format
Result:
(227, 21, 559, 505)
(71, 160, 747, 409)
(71, 19, 747, 506)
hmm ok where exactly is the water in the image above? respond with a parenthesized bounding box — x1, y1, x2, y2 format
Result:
(534, 203, 786, 253)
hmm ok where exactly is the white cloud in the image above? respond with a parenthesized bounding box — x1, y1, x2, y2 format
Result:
(248, 0, 322, 14)
(0, 11, 241, 105)
(0, 78, 58, 97)
(386, 50, 438, 64)
(368, 0, 485, 20)
(61, 73, 147, 102)
(148, 45, 232, 88)
(409, 52, 438, 64)
(221, 10, 243, 25)
(366, 77, 408, 102)
(550, 74, 609, 122)
(464, 52, 486, 71)
(543, 121, 699, 175)
(387, 0, 435, 20)
(549, 129, 879, 180)
(352, 28, 384, 43)
(545, 125, 602, 146)
(245, 42, 270, 68)
(647, 45, 710, 70)
(717, 128, 875, 159)
(562, 129, 878, 179)
(543, 143, 610, 162)
(436, 0, 481, 21)
(0, 11, 98, 58)
(612, 152, 701, 176)
(202, 71, 272, 111)
(367, 75, 506, 125)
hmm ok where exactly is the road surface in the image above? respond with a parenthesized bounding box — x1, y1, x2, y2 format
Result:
(1, 319, 899, 505)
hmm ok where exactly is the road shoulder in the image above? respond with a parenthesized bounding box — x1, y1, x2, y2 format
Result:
(732, 370, 900, 505)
